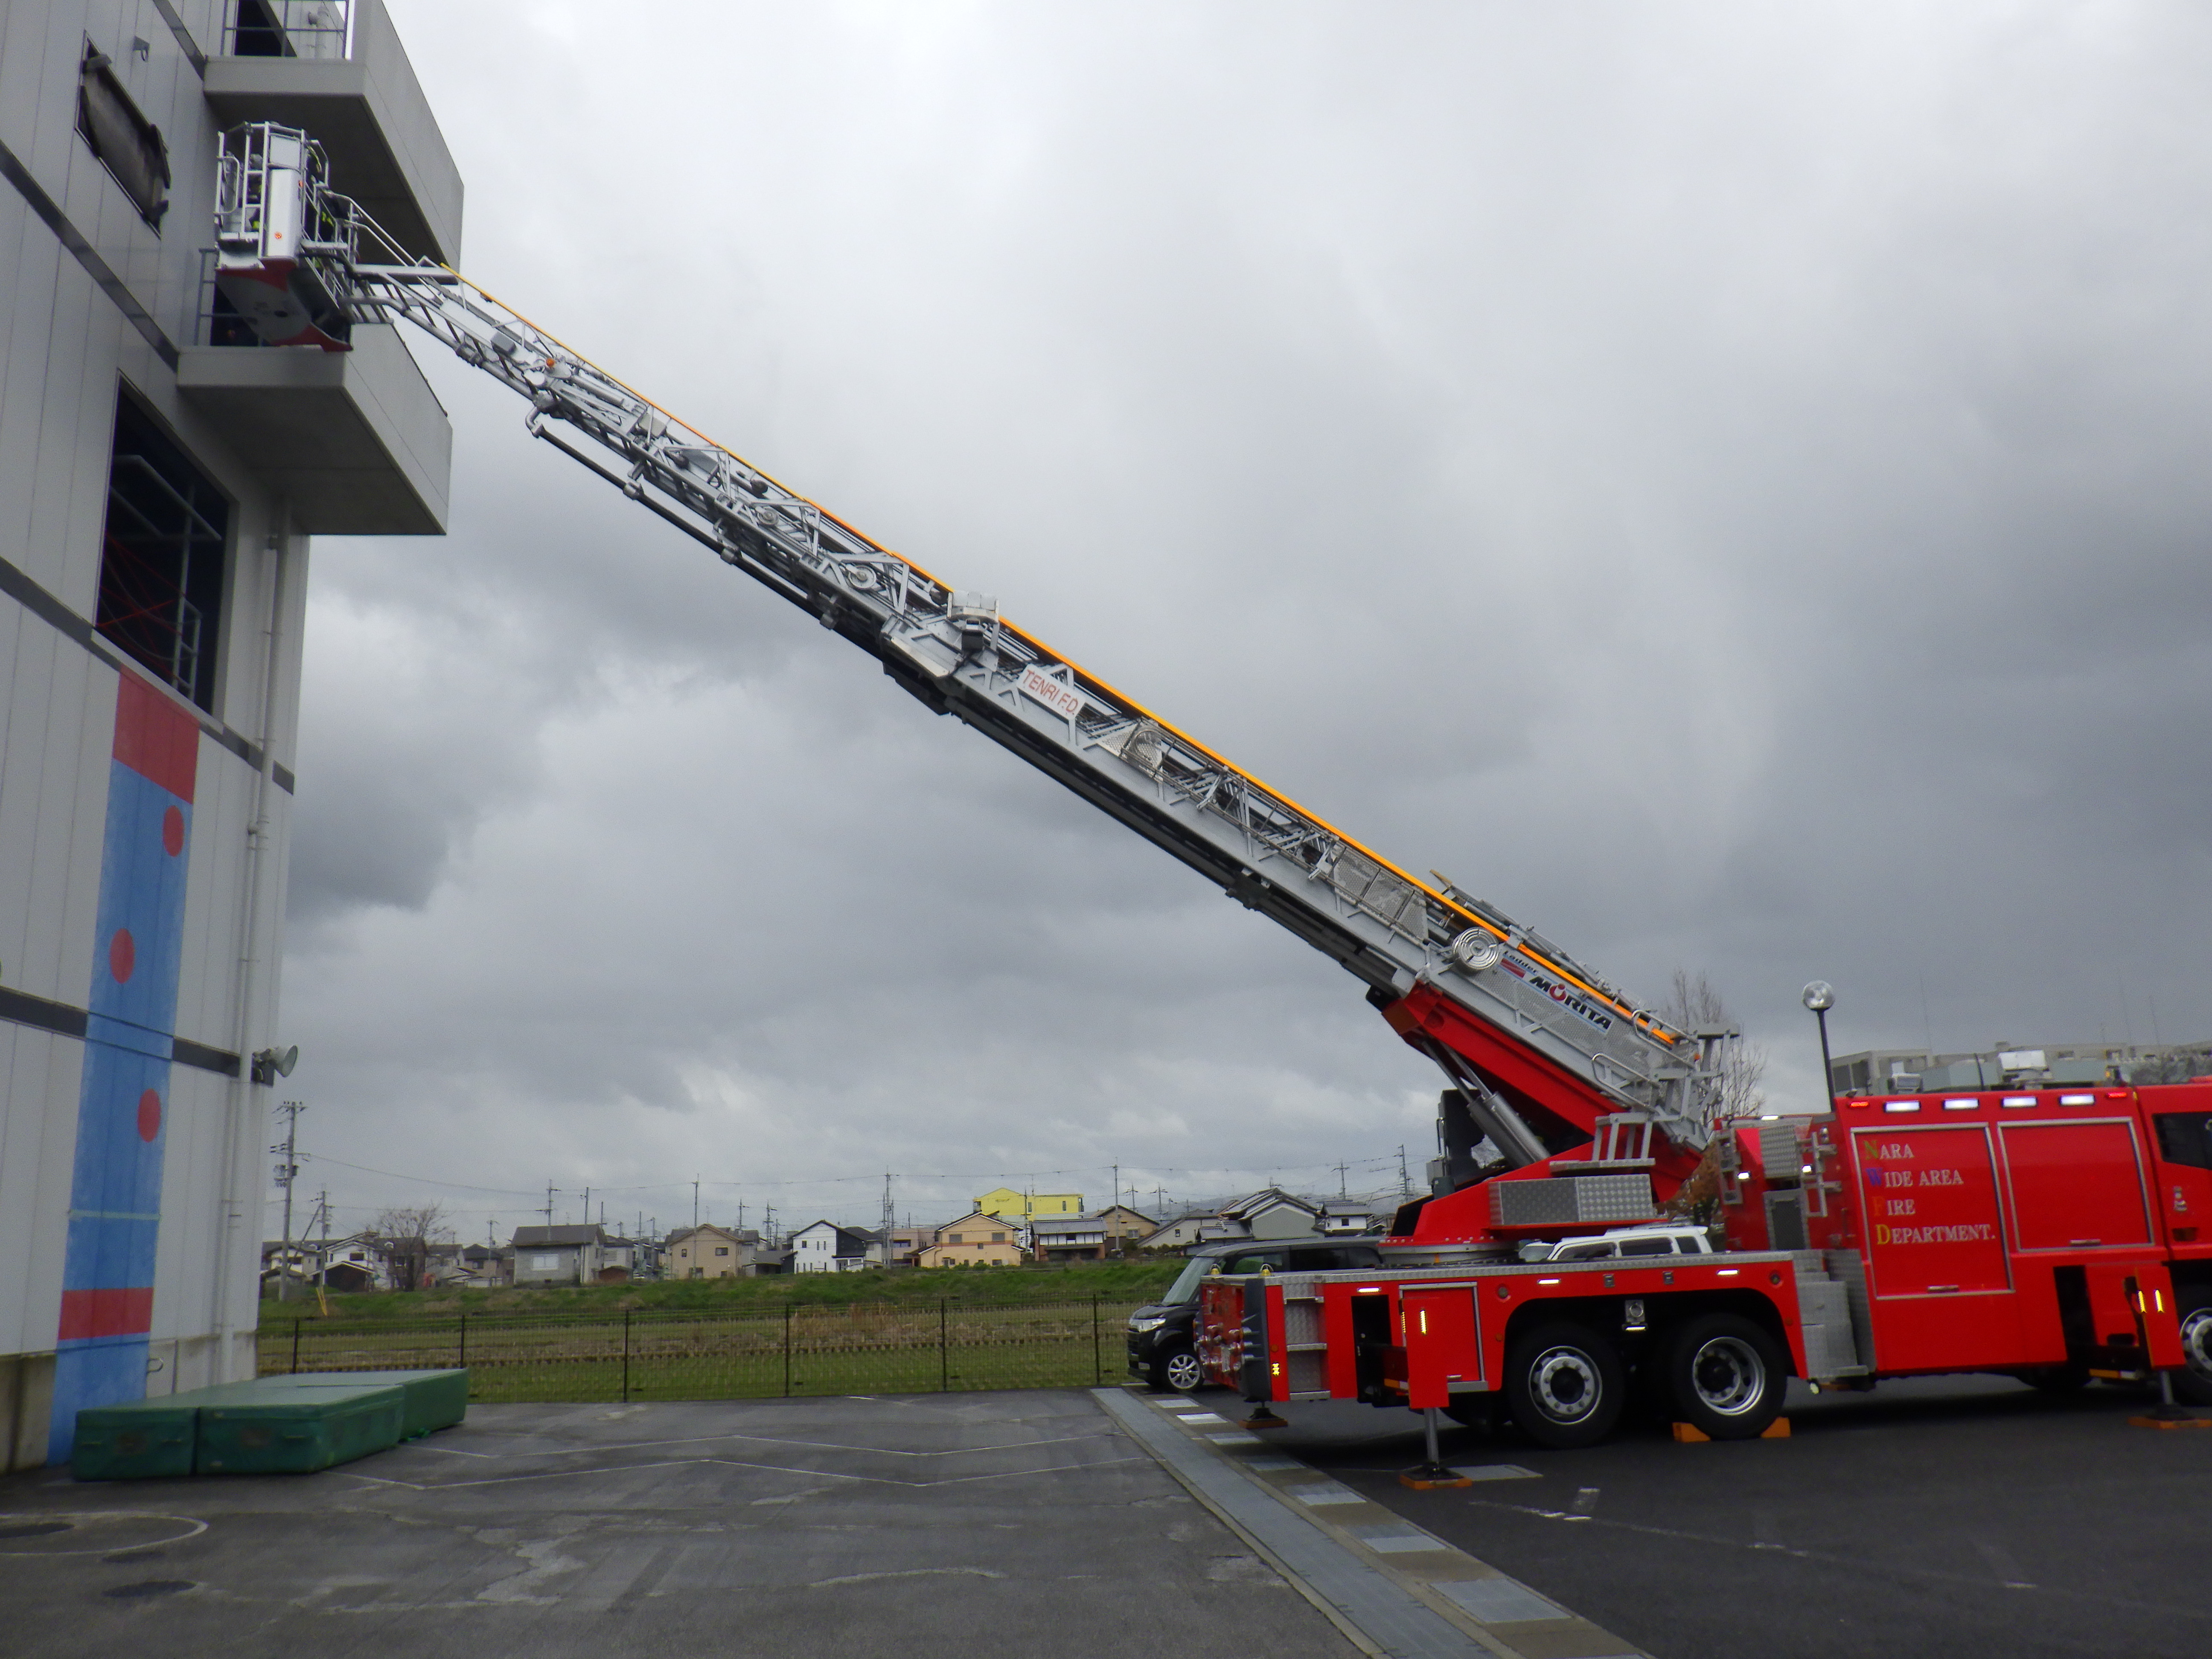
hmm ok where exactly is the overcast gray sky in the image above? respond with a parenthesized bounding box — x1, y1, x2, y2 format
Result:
(272, 1, 2212, 1242)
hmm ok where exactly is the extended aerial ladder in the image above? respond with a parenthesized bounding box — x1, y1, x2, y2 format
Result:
(214, 125, 1738, 1254)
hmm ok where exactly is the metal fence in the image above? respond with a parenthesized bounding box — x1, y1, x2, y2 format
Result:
(259, 1299, 1144, 1403)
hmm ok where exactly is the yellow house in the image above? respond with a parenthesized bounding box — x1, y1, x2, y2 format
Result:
(667, 1223, 747, 1279)
(973, 1188, 1082, 1220)
(919, 1210, 1025, 1267)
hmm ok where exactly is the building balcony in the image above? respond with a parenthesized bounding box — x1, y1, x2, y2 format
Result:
(204, 0, 463, 264)
(178, 309, 451, 535)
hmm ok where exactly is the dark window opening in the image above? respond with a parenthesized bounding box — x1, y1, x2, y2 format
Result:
(230, 0, 290, 55)
(76, 44, 170, 229)
(227, 2, 349, 60)
(2155, 1113, 2212, 1171)
(97, 394, 229, 712)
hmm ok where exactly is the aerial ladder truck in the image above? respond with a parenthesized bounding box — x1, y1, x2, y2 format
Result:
(214, 126, 2212, 1447)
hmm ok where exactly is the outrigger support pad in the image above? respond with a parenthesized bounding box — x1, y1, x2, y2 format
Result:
(1399, 1406, 1474, 1489)
(2131, 1370, 2212, 1429)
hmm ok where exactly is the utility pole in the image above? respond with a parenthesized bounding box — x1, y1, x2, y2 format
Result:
(1397, 1145, 1412, 1198)
(736, 1199, 746, 1233)
(1334, 1160, 1350, 1199)
(270, 1100, 305, 1300)
(544, 1183, 559, 1226)
(693, 1179, 700, 1231)
(581, 1186, 590, 1229)
(763, 1204, 776, 1247)
(317, 1190, 331, 1288)
(880, 1174, 896, 1260)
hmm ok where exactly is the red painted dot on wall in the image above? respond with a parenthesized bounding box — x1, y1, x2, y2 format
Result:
(137, 1089, 162, 1142)
(162, 805, 184, 856)
(109, 928, 135, 983)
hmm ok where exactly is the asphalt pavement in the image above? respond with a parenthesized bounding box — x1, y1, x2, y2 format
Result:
(0, 1390, 1360, 1659)
(1263, 1374, 2212, 1659)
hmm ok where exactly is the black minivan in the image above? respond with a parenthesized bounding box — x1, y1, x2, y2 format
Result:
(1126, 1238, 1384, 1392)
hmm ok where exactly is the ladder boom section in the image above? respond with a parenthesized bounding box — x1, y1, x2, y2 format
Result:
(353, 259, 1713, 1141)
(214, 118, 1719, 1149)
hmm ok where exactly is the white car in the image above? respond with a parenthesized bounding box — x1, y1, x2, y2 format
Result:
(1518, 1225, 1719, 1264)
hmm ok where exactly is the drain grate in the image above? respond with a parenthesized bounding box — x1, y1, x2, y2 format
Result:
(0, 1521, 73, 1540)
(103, 1579, 195, 1599)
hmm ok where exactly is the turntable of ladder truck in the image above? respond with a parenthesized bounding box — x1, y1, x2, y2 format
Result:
(210, 123, 2212, 1451)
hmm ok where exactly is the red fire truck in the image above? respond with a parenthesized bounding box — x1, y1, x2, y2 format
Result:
(212, 126, 2212, 1451)
(1199, 989, 2212, 1446)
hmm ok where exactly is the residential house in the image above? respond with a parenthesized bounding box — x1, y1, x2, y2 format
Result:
(595, 1237, 639, 1282)
(1134, 1210, 1234, 1252)
(918, 1211, 1025, 1268)
(510, 1224, 620, 1286)
(425, 1243, 504, 1288)
(885, 1225, 935, 1266)
(1135, 1188, 1324, 1252)
(1215, 1188, 1323, 1240)
(664, 1223, 760, 1279)
(1031, 1205, 1157, 1262)
(261, 1231, 393, 1293)
(789, 1221, 880, 1273)
(973, 1187, 1083, 1221)
(1316, 1201, 1384, 1237)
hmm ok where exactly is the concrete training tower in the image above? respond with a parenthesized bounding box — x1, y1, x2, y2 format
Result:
(0, 0, 459, 1468)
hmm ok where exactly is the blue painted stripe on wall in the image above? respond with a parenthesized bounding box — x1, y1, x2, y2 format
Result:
(50, 712, 198, 1462)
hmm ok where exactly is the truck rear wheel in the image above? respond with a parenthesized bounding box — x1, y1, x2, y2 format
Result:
(2176, 1297, 2212, 1406)
(1503, 1322, 1624, 1449)
(1663, 1313, 1786, 1440)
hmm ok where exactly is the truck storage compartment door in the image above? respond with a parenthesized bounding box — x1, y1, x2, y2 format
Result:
(1854, 1123, 2023, 1371)
(2001, 1120, 2154, 1251)
(1400, 1282, 1483, 1408)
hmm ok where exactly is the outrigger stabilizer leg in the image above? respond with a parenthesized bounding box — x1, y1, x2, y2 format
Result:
(2130, 1369, 2210, 1429)
(1400, 1407, 1474, 1489)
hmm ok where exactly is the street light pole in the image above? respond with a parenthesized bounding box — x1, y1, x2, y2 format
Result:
(1802, 982, 1838, 1107)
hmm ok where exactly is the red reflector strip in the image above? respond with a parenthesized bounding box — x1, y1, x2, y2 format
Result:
(58, 1286, 154, 1340)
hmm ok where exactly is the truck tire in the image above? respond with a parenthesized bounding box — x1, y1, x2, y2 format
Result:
(1663, 1312, 1786, 1440)
(1158, 1345, 1206, 1394)
(2176, 1295, 2212, 1406)
(1503, 1322, 1624, 1449)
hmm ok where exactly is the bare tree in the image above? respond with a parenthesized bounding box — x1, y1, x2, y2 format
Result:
(1661, 969, 1768, 1126)
(372, 1203, 451, 1292)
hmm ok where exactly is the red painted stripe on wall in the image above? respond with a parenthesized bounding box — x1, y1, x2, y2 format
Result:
(111, 672, 198, 803)
(57, 1286, 155, 1340)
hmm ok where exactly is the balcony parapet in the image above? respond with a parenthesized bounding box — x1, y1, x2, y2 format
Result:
(204, 0, 463, 265)
(178, 321, 451, 535)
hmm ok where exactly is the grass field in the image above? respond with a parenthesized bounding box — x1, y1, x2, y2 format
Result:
(262, 1260, 1181, 1324)
(257, 1296, 1154, 1402)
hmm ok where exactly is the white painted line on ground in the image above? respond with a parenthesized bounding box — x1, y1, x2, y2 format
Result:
(1437, 1577, 1567, 1624)
(1207, 1432, 1263, 1446)
(1352, 1528, 1449, 1554)
(1449, 1464, 1540, 1481)
(1292, 1483, 1369, 1506)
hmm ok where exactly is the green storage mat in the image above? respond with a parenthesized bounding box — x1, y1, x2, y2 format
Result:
(196, 1383, 405, 1475)
(70, 1399, 198, 1481)
(277, 1370, 468, 1438)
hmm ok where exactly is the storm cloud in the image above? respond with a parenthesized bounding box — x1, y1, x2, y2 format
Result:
(277, 1, 2212, 1236)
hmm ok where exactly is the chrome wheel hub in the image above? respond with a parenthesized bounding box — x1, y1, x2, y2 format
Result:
(1530, 1346, 1601, 1423)
(1689, 1335, 1766, 1416)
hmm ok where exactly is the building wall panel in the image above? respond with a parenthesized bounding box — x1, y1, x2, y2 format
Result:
(0, 1024, 82, 1361)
